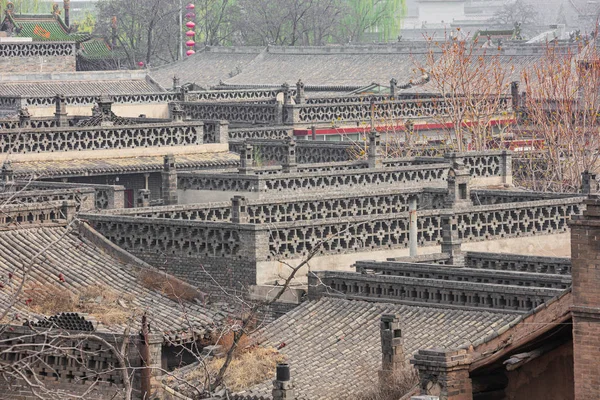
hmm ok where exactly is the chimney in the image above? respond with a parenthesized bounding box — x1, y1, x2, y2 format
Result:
(379, 314, 404, 386)
(272, 363, 295, 400)
(161, 155, 178, 205)
(137, 189, 150, 208)
(63, 0, 70, 27)
(172, 75, 180, 90)
(282, 83, 292, 106)
(96, 95, 114, 126)
(54, 94, 68, 127)
(1, 161, 14, 184)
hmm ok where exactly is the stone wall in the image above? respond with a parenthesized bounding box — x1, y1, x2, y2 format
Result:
(0, 42, 76, 73)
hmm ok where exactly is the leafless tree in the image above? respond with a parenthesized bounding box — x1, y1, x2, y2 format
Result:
(493, 0, 539, 26)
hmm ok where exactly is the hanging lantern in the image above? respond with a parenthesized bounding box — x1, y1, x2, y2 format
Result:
(138, 61, 144, 67)
(185, 21, 195, 29)
(185, 12, 196, 20)
(186, 3, 195, 10)
(186, 30, 195, 37)
(186, 50, 195, 56)
(186, 40, 195, 47)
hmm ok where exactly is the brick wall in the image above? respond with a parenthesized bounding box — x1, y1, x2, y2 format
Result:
(569, 197, 600, 400)
(0, 54, 76, 73)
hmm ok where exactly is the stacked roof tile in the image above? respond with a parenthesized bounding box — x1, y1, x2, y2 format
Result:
(11, 152, 240, 178)
(0, 225, 226, 341)
(232, 297, 517, 400)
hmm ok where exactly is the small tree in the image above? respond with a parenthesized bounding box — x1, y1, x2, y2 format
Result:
(517, 42, 600, 192)
(416, 32, 513, 152)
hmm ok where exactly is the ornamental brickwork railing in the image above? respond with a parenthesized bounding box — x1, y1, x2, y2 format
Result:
(185, 88, 286, 102)
(307, 270, 562, 312)
(180, 101, 281, 124)
(284, 96, 512, 124)
(471, 189, 576, 205)
(0, 200, 76, 227)
(0, 93, 179, 112)
(0, 122, 204, 155)
(464, 252, 572, 275)
(229, 140, 355, 164)
(82, 215, 249, 259)
(264, 197, 585, 259)
(178, 163, 449, 193)
(18, 181, 126, 210)
(228, 126, 292, 141)
(0, 41, 75, 57)
(99, 188, 447, 224)
(0, 187, 96, 211)
(355, 260, 571, 289)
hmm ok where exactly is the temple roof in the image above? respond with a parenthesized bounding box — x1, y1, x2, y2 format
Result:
(1, 12, 89, 42)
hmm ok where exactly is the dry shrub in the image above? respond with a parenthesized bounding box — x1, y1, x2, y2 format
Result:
(139, 269, 201, 302)
(355, 367, 419, 400)
(216, 331, 253, 357)
(208, 346, 284, 391)
(24, 283, 133, 325)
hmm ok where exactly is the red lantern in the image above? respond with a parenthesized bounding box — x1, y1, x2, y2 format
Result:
(186, 40, 195, 47)
(186, 30, 195, 37)
(138, 61, 144, 67)
(186, 3, 195, 9)
(186, 50, 195, 56)
(185, 12, 196, 19)
(185, 21, 195, 29)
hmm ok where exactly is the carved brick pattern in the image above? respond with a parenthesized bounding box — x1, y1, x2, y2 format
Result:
(21, 93, 179, 107)
(463, 154, 501, 177)
(131, 205, 232, 222)
(90, 219, 241, 258)
(186, 89, 286, 102)
(455, 200, 583, 242)
(178, 174, 255, 192)
(464, 252, 572, 275)
(181, 102, 279, 124)
(268, 213, 443, 259)
(262, 166, 447, 192)
(0, 124, 202, 154)
(0, 42, 74, 57)
(203, 123, 216, 143)
(247, 192, 446, 224)
(267, 199, 583, 258)
(296, 97, 511, 123)
(0, 97, 19, 109)
(471, 190, 573, 205)
(229, 127, 291, 141)
(305, 94, 390, 105)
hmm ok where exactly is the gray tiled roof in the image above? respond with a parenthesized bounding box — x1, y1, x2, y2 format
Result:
(223, 47, 546, 89)
(235, 297, 516, 400)
(0, 79, 164, 97)
(150, 47, 264, 89)
(0, 226, 225, 340)
(12, 152, 240, 178)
